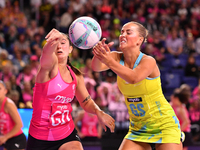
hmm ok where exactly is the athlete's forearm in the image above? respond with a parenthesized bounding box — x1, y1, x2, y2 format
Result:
(4, 124, 22, 141)
(80, 97, 102, 115)
(91, 56, 109, 72)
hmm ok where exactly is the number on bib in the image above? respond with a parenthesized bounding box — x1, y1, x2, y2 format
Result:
(129, 103, 145, 117)
(49, 103, 72, 128)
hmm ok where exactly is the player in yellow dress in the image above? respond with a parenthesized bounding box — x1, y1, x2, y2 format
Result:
(91, 21, 183, 150)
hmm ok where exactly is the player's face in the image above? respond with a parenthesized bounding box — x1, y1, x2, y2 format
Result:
(119, 23, 142, 50)
(56, 36, 73, 59)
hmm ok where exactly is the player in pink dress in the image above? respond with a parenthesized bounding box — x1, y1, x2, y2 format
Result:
(0, 80, 27, 150)
(26, 28, 115, 150)
(74, 110, 102, 140)
(170, 88, 191, 150)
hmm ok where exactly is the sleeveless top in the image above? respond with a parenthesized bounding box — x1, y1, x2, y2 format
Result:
(117, 52, 181, 143)
(81, 112, 98, 137)
(0, 97, 23, 136)
(29, 66, 77, 141)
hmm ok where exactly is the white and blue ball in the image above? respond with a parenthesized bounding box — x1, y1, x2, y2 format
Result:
(68, 16, 102, 50)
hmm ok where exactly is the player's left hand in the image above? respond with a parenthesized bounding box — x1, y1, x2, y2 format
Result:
(93, 38, 114, 66)
(96, 110, 115, 133)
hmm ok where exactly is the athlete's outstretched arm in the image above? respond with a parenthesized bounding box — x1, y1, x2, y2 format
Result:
(40, 28, 62, 70)
(91, 38, 120, 72)
(36, 29, 73, 83)
(75, 74, 115, 133)
(92, 38, 158, 84)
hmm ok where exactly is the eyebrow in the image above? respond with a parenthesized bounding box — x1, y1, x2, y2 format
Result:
(121, 29, 134, 32)
(61, 39, 67, 42)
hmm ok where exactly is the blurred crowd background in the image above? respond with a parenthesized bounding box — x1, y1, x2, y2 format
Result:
(1, 0, 200, 149)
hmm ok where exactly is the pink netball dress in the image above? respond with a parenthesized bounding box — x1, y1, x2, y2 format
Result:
(0, 97, 23, 136)
(173, 105, 191, 132)
(81, 112, 98, 137)
(29, 66, 77, 141)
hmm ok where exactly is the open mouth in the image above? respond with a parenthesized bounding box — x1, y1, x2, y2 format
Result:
(120, 40, 126, 44)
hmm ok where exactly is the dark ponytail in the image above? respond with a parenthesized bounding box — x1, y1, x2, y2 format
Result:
(67, 56, 83, 76)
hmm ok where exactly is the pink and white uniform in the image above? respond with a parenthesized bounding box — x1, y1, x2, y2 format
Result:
(173, 104, 191, 132)
(29, 66, 77, 141)
(0, 97, 23, 136)
(81, 112, 98, 137)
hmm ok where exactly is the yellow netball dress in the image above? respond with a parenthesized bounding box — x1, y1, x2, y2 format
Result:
(117, 52, 181, 144)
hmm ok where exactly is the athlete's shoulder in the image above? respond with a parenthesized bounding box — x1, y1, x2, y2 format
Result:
(141, 54, 156, 64)
(4, 97, 17, 113)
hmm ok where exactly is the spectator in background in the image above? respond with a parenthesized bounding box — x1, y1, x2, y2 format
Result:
(30, 33, 43, 54)
(16, 64, 35, 89)
(13, 33, 31, 55)
(74, 110, 102, 143)
(184, 33, 196, 55)
(190, 1, 200, 21)
(0, 32, 6, 49)
(0, 80, 27, 150)
(195, 36, 200, 55)
(0, 49, 12, 70)
(9, 75, 24, 108)
(12, 51, 28, 74)
(189, 98, 200, 142)
(190, 79, 200, 142)
(29, 20, 39, 39)
(22, 81, 33, 108)
(29, 55, 39, 76)
(0, 64, 14, 82)
(144, 14, 158, 35)
(189, 18, 200, 39)
(9, 90, 22, 108)
(82, 58, 93, 78)
(92, 71, 101, 92)
(84, 77, 97, 100)
(71, 0, 84, 15)
(59, 6, 73, 33)
(158, 16, 170, 36)
(4, 24, 18, 53)
(144, 43, 165, 65)
(108, 82, 128, 123)
(70, 48, 85, 70)
(97, 81, 112, 108)
(184, 55, 199, 78)
(166, 28, 184, 57)
(12, 1, 28, 34)
(38, 0, 53, 32)
(100, 14, 111, 41)
(100, 0, 113, 15)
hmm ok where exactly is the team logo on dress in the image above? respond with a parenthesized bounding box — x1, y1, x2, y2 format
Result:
(127, 97, 142, 102)
(15, 143, 20, 148)
(57, 84, 62, 88)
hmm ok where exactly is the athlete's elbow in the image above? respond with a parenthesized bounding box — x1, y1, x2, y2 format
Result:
(127, 76, 140, 84)
(91, 64, 99, 72)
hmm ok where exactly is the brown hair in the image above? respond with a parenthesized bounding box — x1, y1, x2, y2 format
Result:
(61, 33, 83, 76)
(173, 88, 190, 104)
(131, 21, 148, 45)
